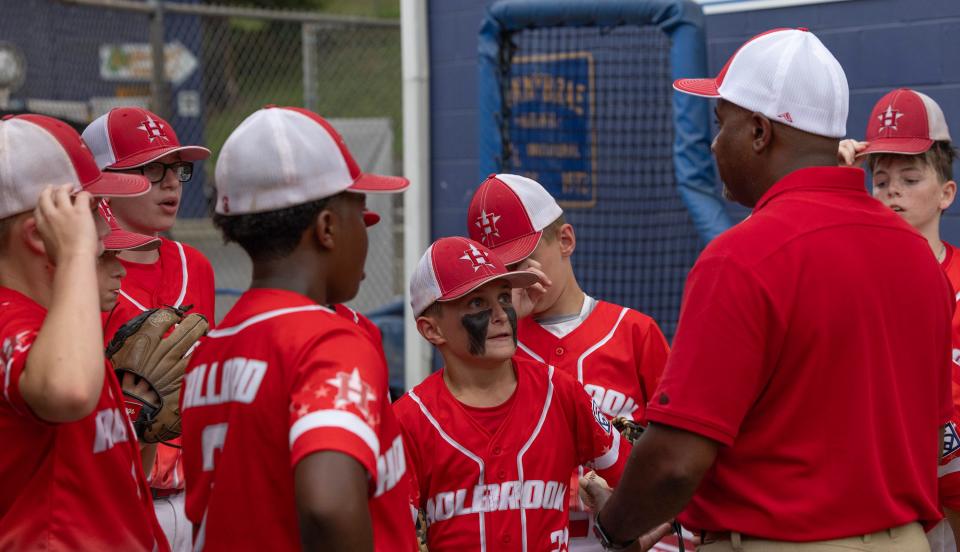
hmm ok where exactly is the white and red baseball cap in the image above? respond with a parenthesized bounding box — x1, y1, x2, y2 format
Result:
(0, 114, 150, 219)
(98, 200, 160, 251)
(214, 106, 409, 215)
(82, 107, 211, 170)
(674, 27, 849, 138)
(466, 174, 563, 266)
(857, 88, 952, 157)
(410, 236, 540, 316)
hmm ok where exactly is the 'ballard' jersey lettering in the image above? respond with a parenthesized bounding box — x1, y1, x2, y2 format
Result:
(181, 289, 417, 552)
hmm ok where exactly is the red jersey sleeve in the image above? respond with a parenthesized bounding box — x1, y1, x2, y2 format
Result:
(0, 310, 42, 418)
(645, 255, 778, 446)
(288, 326, 387, 479)
(634, 317, 669, 415)
(569, 379, 631, 486)
(192, 253, 216, 328)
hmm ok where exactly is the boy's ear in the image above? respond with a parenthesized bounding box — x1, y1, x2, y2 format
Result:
(20, 216, 46, 257)
(941, 180, 957, 212)
(416, 315, 446, 347)
(312, 207, 337, 250)
(558, 223, 576, 258)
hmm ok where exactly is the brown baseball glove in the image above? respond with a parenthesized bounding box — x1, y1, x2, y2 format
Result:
(106, 305, 209, 443)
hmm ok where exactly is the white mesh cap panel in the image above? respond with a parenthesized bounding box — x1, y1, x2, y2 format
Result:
(494, 173, 563, 231)
(0, 119, 80, 219)
(410, 244, 442, 316)
(917, 91, 952, 141)
(215, 108, 355, 215)
(718, 29, 848, 138)
(80, 113, 118, 170)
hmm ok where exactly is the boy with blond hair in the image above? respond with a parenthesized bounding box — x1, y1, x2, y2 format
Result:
(467, 174, 672, 548)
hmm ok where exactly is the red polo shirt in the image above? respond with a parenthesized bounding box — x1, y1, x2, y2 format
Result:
(647, 166, 953, 541)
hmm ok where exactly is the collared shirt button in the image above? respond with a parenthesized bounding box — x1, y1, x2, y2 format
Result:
(493, 446, 502, 455)
(555, 347, 565, 356)
(502, 534, 511, 543)
(497, 469, 507, 478)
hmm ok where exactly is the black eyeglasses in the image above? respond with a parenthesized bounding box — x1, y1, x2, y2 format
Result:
(116, 161, 194, 184)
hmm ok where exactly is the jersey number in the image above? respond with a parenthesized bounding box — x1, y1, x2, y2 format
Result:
(549, 527, 569, 552)
(201, 423, 229, 471)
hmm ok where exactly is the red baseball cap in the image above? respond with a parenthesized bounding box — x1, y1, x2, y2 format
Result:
(858, 88, 952, 157)
(82, 107, 211, 170)
(98, 200, 160, 251)
(410, 236, 540, 316)
(0, 114, 149, 218)
(467, 174, 563, 266)
(214, 106, 408, 215)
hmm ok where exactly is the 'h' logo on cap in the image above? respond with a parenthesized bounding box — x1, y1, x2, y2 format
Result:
(878, 105, 904, 133)
(475, 209, 501, 245)
(136, 116, 169, 143)
(460, 243, 493, 272)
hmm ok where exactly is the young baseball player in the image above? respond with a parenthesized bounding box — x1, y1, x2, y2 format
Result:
(840, 88, 960, 552)
(83, 107, 215, 552)
(180, 106, 417, 551)
(395, 235, 636, 551)
(0, 114, 168, 550)
(466, 173, 672, 548)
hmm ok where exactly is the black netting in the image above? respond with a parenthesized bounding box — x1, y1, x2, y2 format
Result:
(499, 25, 703, 338)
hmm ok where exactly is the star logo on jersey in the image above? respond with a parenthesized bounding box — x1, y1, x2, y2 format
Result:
(136, 116, 170, 143)
(475, 209, 501, 245)
(326, 368, 377, 418)
(460, 243, 493, 272)
(877, 105, 904, 133)
(944, 422, 960, 459)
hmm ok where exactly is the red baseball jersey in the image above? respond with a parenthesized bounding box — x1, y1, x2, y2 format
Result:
(393, 356, 630, 551)
(515, 299, 670, 546)
(180, 288, 417, 551)
(102, 237, 216, 492)
(516, 300, 668, 423)
(0, 287, 168, 551)
(938, 241, 960, 510)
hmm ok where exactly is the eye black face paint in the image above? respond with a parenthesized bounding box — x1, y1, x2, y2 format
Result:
(461, 309, 492, 356)
(504, 306, 518, 345)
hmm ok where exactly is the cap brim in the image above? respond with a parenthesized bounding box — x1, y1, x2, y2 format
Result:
(108, 145, 212, 169)
(489, 232, 542, 266)
(84, 171, 150, 197)
(673, 78, 721, 98)
(103, 229, 161, 251)
(348, 172, 409, 194)
(363, 209, 381, 227)
(439, 270, 542, 304)
(856, 138, 935, 157)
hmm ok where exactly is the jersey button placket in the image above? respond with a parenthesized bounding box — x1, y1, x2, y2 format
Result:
(555, 346, 564, 356)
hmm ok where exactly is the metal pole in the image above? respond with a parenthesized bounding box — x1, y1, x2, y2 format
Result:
(401, 0, 431, 391)
(148, 0, 168, 119)
(302, 23, 319, 112)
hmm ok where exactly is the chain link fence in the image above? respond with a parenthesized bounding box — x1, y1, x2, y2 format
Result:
(0, 0, 404, 323)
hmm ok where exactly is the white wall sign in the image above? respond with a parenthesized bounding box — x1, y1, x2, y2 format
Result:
(99, 41, 198, 85)
(695, 0, 855, 15)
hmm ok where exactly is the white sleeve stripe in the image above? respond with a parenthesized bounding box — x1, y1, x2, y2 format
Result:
(590, 427, 621, 471)
(289, 410, 380, 459)
(940, 455, 960, 478)
(207, 305, 334, 338)
(173, 241, 188, 308)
